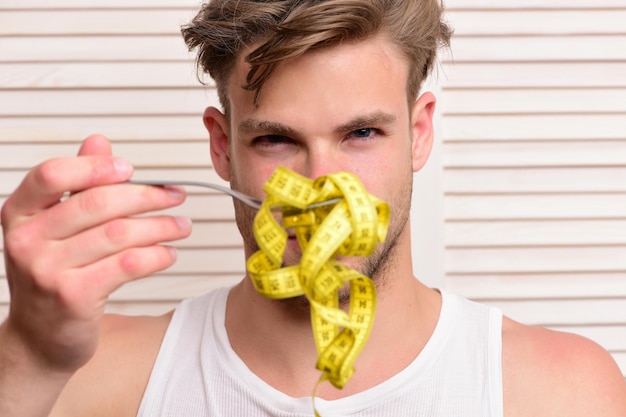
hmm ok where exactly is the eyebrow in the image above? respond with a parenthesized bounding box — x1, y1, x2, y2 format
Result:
(334, 111, 396, 134)
(238, 111, 397, 138)
(238, 119, 302, 138)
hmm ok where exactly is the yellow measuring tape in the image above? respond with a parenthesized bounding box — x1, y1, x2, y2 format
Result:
(246, 166, 390, 408)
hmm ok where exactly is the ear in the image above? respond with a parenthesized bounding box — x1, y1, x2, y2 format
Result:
(203, 106, 231, 181)
(410, 92, 436, 172)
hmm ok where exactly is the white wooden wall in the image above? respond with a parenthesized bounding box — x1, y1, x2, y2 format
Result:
(439, 0, 626, 377)
(0, 1, 624, 377)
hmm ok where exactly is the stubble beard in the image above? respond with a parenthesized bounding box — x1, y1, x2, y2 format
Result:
(234, 177, 413, 311)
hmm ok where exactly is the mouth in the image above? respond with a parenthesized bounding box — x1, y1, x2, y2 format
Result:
(286, 233, 299, 246)
(284, 231, 305, 259)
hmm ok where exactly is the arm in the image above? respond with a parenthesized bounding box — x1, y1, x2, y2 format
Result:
(0, 135, 191, 416)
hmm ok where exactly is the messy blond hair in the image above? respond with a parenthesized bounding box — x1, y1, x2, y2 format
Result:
(182, 0, 451, 115)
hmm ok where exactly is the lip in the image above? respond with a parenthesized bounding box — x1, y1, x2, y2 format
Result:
(286, 234, 301, 251)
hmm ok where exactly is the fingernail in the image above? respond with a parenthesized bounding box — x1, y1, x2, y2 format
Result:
(168, 246, 178, 260)
(165, 186, 185, 200)
(114, 158, 133, 175)
(175, 216, 192, 231)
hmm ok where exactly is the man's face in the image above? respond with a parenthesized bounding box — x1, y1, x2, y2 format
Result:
(210, 33, 434, 288)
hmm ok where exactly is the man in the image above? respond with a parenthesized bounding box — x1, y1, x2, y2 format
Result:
(1, 1, 625, 416)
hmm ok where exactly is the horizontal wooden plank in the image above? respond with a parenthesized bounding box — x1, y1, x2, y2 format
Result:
(442, 36, 626, 62)
(445, 220, 626, 247)
(444, 167, 626, 193)
(0, 0, 201, 8)
(0, 88, 217, 117)
(442, 114, 626, 141)
(103, 301, 179, 316)
(441, 88, 626, 115)
(0, 115, 209, 142)
(0, 9, 196, 36)
(481, 298, 626, 326)
(446, 0, 626, 8)
(446, 246, 626, 274)
(448, 139, 626, 169)
(444, 193, 626, 220)
(447, 272, 626, 299)
(443, 140, 626, 168)
(0, 36, 191, 62)
(447, 10, 626, 36)
(442, 62, 626, 89)
(0, 62, 202, 89)
(0, 141, 213, 169)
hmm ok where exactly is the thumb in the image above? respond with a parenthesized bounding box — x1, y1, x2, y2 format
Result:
(77, 134, 113, 157)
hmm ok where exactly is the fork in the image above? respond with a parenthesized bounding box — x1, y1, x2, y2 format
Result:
(128, 179, 341, 211)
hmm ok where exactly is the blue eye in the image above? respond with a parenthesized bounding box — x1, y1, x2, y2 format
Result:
(353, 128, 373, 138)
(347, 128, 382, 142)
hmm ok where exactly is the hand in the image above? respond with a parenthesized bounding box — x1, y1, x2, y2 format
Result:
(0, 135, 191, 372)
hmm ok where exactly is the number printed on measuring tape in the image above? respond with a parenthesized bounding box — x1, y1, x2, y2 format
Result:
(246, 165, 390, 407)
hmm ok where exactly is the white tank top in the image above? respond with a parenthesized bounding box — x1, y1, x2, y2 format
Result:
(137, 288, 503, 417)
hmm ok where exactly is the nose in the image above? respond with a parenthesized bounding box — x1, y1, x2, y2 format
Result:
(300, 143, 341, 180)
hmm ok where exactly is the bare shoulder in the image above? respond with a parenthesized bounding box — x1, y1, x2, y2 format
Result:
(501, 316, 626, 417)
(51, 312, 173, 417)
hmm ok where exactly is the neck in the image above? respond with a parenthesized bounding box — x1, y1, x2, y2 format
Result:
(225, 230, 442, 399)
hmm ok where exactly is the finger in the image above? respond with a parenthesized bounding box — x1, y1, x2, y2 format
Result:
(77, 134, 113, 157)
(2, 155, 134, 222)
(37, 183, 186, 240)
(54, 215, 192, 269)
(68, 245, 180, 297)
(70, 135, 115, 198)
